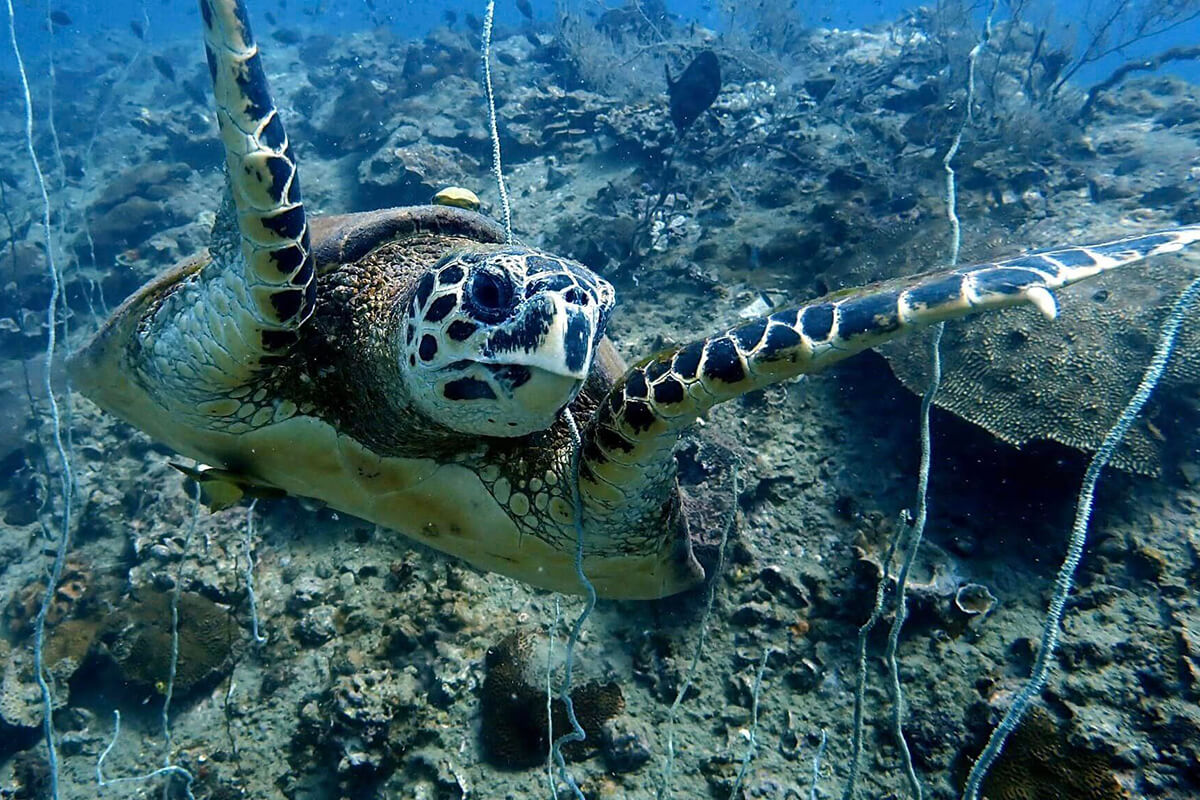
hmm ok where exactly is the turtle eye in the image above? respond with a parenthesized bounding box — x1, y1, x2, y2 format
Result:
(466, 267, 515, 323)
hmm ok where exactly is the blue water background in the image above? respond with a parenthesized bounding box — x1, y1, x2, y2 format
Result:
(4, 0, 1199, 86)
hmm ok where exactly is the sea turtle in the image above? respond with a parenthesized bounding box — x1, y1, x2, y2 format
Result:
(69, 0, 1200, 599)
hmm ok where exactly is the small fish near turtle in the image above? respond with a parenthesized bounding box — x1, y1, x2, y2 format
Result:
(666, 49, 721, 132)
(70, 0, 1200, 599)
(152, 54, 176, 82)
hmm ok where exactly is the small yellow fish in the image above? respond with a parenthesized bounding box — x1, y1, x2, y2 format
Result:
(170, 463, 286, 511)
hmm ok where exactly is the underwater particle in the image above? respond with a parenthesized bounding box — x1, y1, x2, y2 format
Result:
(972, 706, 1127, 800)
(104, 591, 240, 695)
(665, 50, 721, 132)
(480, 631, 624, 768)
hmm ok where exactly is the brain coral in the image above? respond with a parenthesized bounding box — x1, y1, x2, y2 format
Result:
(975, 706, 1127, 800)
(105, 590, 240, 694)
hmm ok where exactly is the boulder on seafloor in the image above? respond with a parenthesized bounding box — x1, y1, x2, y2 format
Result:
(290, 667, 422, 795)
(357, 140, 479, 209)
(83, 162, 194, 263)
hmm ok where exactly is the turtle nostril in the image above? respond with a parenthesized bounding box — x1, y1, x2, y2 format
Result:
(467, 268, 514, 322)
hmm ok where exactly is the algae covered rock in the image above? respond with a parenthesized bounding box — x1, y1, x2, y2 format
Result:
(0, 618, 97, 730)
(5, 555, 93, 639)
(358, 138, 478, 208)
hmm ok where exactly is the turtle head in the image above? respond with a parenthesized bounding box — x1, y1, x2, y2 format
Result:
(401, 247, 615, 437)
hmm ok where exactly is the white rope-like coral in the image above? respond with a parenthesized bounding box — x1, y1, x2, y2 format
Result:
(549, 408, 596, 800)
(7, 2, 73, 795)
(843, 4, 995, 797)
(482, 0, 513, 242)
(961, 273, 1200, 799)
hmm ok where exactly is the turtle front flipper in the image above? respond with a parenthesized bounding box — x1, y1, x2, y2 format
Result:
(580, 226, 1200, 528)
(70, 0, 311, 443)
(124, 0, 312, 401)
(187, 0, 313, 373)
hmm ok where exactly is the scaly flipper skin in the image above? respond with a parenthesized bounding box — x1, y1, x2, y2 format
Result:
(148, 0, 313, 403)
(580, 228, 1200, 529)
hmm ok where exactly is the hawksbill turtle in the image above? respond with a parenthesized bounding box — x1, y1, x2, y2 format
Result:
(69, 0, 1200, 599)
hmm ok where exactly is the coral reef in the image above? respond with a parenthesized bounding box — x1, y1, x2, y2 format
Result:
(0, 2, 1199, 798)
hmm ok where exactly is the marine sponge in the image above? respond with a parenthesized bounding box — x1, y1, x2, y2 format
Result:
(4, 555, 92, 638)
(480, 630, 624, 768)
(974, 705, 1127, 800)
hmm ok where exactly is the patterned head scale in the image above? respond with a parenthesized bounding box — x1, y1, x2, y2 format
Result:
(401, 247, 615, 436)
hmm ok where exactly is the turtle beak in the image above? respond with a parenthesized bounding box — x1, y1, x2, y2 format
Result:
(481, 293, 601, 381)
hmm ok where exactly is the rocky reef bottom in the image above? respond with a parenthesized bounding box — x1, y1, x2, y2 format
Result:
(1, 8, 1199, 800)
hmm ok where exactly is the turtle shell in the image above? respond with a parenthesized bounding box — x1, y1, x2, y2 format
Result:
(70, 204, 704, 599)
(308, 205, 507, 270)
